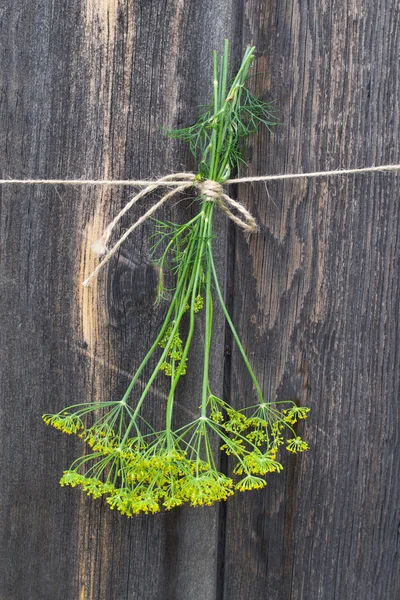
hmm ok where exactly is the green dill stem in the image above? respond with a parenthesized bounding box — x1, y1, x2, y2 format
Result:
(208, 50, 220, 180)
(119, 216, 208, 447)
(50, 400, 118, 417)
(213, 40, 229, 178)
(165, 203, 213, 433)
(209, 249, 264, 404)
(196, 42, 263, 412)
(218, 40, 229, 106)
(119, 228, 199, 405)
(216, 49, 255, 180)
(201, 46, 254, 134)
(201, 207, 214, 417)
(156, 213, 202, 278)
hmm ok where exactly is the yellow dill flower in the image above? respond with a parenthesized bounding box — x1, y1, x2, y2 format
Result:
(233, 451, 283, 476)
(286, 436, 309, 453)
(269, 447, 278, 460)
(270, 422, 285, 446)
(158, 329, 187, 377)
(160, 471, 188, 510)
(81, 479, 115, 499)
(159, 362, 173, 376)
(133, 496, 161, 515)
(283, 406, 310, 425)
(42, 413, 83, 435)
(106, 490, 130, 513)
(60, 471, 115, 499)
(220, 438, 246, 456)
(244, 416, 269, 445)
(182, 471, 234, 506)
(223, 409, 249, 433)
(83, 428, 120, 454)
(235, 475, 267, 492)
(59, 470, 86, 488)
(210, 410, 224, 423)
(107, 487, 161, 516)
(163, 495, 184, 510)
(193, 294, 204, 312)
(246, 428, 268, 445)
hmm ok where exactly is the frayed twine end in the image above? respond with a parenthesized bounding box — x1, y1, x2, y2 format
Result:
(91, 236, 109, 256)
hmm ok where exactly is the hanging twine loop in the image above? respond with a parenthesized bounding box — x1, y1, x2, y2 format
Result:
(82, 174, 256, 287)
(196, 179, 257, 233)
(2, 162, 399, 286)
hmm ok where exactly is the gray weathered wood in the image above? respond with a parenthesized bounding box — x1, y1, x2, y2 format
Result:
(1, 1, 399, 599)
(0, 1, 233, 598)
(222, 1, 400, 599)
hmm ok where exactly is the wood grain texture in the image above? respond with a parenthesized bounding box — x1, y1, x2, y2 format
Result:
(222, 1, 400, 599)
(1, 1, 399, 599)
(0, 1, 234, 599)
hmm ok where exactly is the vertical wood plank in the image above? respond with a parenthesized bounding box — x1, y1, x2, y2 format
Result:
(222, 1, 400, 599)
(0, 2, 235, 598)
(2, 1, 399, 598)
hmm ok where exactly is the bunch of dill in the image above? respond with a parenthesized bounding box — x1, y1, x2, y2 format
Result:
(43, 41, 309, 516)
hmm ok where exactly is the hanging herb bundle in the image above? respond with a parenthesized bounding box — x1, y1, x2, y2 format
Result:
(43, 41, 309, 516)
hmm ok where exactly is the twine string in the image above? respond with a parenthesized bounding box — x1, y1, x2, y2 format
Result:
(1, 162, 399, 286)
(1, 163, 400, 188)
(87, 177, 195, 286)
(91, 173, 195, 256)
(82, 175, 257, 286)
(197, 179, 257, 233)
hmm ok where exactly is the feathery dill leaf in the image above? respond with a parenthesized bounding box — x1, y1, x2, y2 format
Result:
(165, 43, 278, 180)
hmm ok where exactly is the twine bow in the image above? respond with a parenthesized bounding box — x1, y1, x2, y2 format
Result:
(83, 173, 256, 287)
(4, 162, 397, 287)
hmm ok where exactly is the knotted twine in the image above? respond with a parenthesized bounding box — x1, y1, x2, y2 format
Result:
(2, 163, 399, 286)
(83, 172, 257, 286)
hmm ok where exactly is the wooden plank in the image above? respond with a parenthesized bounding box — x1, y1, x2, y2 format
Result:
(0, 2, 235, 598)
(222, 1, 400, 599)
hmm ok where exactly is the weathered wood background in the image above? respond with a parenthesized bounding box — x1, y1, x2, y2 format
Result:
(1, 1, 399, 598)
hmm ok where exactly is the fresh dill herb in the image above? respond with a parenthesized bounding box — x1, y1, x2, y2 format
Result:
(43, 40, 309, 516)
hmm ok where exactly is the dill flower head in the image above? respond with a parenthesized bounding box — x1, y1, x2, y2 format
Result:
(60, 471, 115, 499)
(235, 475, 267, 492)
(106, 489, 160, 516)
(233, 450, 284, 476)
(158, 328, 187, 377)
(126, 447, 190, 485)
(42, 413, 84, 435)
(82, 426, 120, 454)
(193, 294, 204, 312)
(286, 437, 309, 454)
(181, 470, 234, 506)
(220, 438, 246, 456)
(223, 408, 249, 433)
(283, 406, 311, 425)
